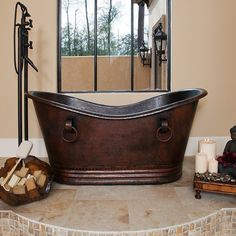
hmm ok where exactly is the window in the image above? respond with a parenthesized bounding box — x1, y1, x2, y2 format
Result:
(58, 0, 171, 92)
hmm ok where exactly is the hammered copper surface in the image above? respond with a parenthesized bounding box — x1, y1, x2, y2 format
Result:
(28, 89, 207, 185)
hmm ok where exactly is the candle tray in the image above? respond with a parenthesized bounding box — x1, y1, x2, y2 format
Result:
(0, 156, 53, 206)
(193, 173, 236, 199)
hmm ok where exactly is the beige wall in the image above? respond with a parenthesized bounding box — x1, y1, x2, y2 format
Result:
(0, 0, 236, 139)
(172, 0, 236, 136)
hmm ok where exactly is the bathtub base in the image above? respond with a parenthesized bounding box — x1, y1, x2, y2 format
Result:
(52, 164, 182, 185)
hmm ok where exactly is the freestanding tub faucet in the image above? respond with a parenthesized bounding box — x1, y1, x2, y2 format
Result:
(13, 2, 38, 146)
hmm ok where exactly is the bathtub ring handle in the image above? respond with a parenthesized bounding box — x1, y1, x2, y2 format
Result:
(156, 123, 172, 143)
(62, 120, 78, 143)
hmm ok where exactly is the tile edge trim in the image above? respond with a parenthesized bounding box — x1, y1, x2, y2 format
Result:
(1, 207, 236, 234)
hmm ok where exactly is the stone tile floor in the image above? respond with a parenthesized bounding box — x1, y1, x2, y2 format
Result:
(0, 157, 235, 232)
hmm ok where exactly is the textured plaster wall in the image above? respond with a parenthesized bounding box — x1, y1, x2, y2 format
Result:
(0, 0, 236, 139)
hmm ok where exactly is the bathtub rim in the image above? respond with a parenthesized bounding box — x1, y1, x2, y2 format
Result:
(27, 88, 207, 120)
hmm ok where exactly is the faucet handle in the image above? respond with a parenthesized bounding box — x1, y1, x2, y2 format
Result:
(24, 19, 33, 29)
(28, 41, 33, 49)
(25, 41, 33, 49)
(28, 19, 33, 28)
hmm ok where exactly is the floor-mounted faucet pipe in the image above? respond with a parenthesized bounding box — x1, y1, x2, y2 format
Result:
(24, 28, 29, 141)
(17, 26, 23, 145)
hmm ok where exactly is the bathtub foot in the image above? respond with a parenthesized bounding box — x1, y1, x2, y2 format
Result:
(195, 190, 201, 199)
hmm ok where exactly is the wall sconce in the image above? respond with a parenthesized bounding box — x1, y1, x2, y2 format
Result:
(154, 22, 167, 65)
(139, 41, 151, 67)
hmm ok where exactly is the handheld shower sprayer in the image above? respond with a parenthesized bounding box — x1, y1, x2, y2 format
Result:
(18, 2, 31, 18)
(14, 2, 38, 74)
(13, 2, 38, 146)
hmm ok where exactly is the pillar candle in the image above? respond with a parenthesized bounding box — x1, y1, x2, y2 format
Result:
(199, 139, 216, 161)
(208, 159, 218, 173)
(195, 153, 208, 173)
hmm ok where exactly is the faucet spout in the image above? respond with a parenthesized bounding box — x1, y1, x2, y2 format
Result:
(23, 56, 38, 72)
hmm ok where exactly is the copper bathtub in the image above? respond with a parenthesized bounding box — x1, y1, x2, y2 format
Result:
(28, 88, 207, 185)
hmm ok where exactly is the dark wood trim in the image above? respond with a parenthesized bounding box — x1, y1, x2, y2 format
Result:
(131, 0, 134, 91)
(57, 0, 61, 92)
(137, 2, 145, 49)
(167, 0, 172, 91)
(94, 0, 98, 91)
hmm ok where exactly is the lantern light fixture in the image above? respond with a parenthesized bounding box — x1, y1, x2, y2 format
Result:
(139, 41, 151, 67)
(154, 22, 167, 65)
